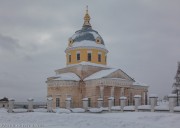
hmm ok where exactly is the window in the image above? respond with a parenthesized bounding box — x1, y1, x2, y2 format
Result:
(68, 38, 73, 47)
(77, 53, 80, 61)
(96, 37, 101, 44)
(88, 53, 91, 61)
(56, 98, 60, 107)
(68, 54, 71, 63)
(98, 54, 101, 62)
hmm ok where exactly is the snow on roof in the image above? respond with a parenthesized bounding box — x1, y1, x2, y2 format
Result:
(67, 61, 108, 68)
(71, 30, 99, 40)
(71, 30, 98, 40)
(89, 31, 99, 38)
(109, 78, 127, 80)
(71, 29, 105, 45)
(84, 68, 118, 80)
(54, 73, 80, 81)
(70, 40, 107, 50)
(133, 81, 148, 86)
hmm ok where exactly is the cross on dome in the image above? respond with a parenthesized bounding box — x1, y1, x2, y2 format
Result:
(83, 5, 91, 28)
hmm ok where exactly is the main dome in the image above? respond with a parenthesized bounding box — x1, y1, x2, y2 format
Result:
(66, 7, 107, 51)
(70, 27, 105, 45)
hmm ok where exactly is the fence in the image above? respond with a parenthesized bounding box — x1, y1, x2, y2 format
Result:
(6, 94, 180, 113)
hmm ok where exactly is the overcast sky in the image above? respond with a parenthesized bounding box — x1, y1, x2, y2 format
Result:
(0, 0, 179, 102)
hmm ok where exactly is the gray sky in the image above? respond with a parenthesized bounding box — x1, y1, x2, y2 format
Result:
(0, 0, 179, 101)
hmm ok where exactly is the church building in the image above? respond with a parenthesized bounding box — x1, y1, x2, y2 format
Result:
(46, 8, 148, 108)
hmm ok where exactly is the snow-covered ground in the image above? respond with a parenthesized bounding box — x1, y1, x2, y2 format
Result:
(0, 108, 180, 128)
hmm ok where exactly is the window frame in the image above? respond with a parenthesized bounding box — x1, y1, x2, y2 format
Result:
(98, 53, 101, 62)
(87, 53, 92, 61)
(68, 54, 71, 63)
(56, 98, 60, 107)
(76, 53, 80, 61)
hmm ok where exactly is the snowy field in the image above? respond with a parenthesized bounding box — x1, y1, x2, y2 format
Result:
(0, 108, 180, 128)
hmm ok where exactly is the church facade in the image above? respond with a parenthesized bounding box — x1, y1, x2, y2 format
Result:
(46, 9, 148, 108)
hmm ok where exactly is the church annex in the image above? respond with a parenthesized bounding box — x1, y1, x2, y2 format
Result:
(46, 8, 148, 108)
